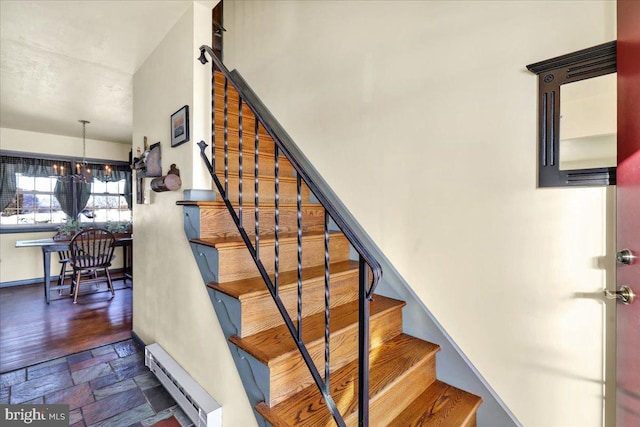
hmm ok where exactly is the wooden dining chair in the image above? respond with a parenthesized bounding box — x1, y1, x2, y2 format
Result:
(69, 228, 116, 303)
(56, 249, 72, 293)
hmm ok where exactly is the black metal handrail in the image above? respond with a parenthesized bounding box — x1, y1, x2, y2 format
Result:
(197, 45, 382, 426)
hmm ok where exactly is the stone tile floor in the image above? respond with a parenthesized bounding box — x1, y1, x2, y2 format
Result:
(0, 339, 193, 427)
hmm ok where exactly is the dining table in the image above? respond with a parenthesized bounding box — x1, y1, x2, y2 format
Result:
(15, 236, 133, 303)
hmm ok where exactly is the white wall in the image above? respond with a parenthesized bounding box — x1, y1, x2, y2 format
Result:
(0, 127, 130, 161)
(0, 127, 130, 283)
(132, 2, 256, 426)
(223, 1, 617, 426)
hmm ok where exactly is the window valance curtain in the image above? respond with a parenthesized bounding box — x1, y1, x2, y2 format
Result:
(85, 162, 132, 209)
(0, 155, 68, 211)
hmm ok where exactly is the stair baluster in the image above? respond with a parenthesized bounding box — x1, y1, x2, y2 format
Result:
(324, 210, 331, 393)
(210, 60, 215, 171)
(359, 255, 371, 426)
(224, 78, 229, 196)
(296, 174, 303, 341)
(275, 144, 280, 296)
(254, 119, 260, 259)
(238, 97, 243, 229)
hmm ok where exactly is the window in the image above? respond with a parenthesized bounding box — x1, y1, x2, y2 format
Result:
(1, 152, 131, 233)
(1, 175, 67, 226)
(80, 179, 132, 224)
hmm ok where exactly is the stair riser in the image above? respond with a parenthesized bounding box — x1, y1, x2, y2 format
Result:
(213, 127, 276, 155)
(214, 149, 295, 178)
(239, 270, 359, 338)
(213, 79, 241, 102)
(200, 205, 325, 239)
(213, 78, 251, 110)
(214, 110, 264, 138)
(213, 87, 241, 105)
(214, 93, 254, 119)
(214, 72, 248, 88)
(217, 235, 350, 283)
(219, 176, 311, 205)
(267, 305, 405, 406)
(346, 356, 436, 427)
(212, 90, 273, 149)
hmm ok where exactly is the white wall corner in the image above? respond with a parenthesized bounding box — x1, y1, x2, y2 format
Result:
(191, 0, 215, 190)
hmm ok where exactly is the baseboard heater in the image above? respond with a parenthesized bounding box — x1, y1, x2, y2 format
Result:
(145, 343, 222, 427)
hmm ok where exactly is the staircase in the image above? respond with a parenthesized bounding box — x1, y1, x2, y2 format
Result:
(179, 46, 482, 426)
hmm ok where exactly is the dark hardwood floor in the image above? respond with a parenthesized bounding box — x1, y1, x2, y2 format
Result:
(0, 277, 132, 373)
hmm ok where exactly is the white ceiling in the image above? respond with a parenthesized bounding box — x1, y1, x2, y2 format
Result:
(0, 0, 193, 144)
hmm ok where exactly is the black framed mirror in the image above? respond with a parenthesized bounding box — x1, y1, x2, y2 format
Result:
(527, 41, 616, 187)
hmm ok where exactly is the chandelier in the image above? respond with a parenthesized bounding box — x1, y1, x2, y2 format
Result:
(53, 120, 93, 183)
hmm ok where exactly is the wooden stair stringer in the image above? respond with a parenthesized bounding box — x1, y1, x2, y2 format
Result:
(200, 285, 273, 427)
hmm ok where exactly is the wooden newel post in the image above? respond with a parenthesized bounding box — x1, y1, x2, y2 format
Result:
(150, 164, 181, 192)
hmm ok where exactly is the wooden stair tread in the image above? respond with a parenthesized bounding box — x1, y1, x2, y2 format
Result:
(230, 295, 406, 365)
(214, 172, 312, 206)
(387, 380, 482, 427)
(212, 149, 290, 167)
(210, 260, 359, 300)
(213, 133, 277, 154)
(176, 200, 322, 208)
(213, 126, 275, 143)
(213, 123, 272, 138)
(213, 111, 268, 132)
(212, 144, 285, 156)
(212, 149, 296, 178)
(218, 171, 301, 183)
(191, 230, 343, 249)
(255, 333, 440, 427)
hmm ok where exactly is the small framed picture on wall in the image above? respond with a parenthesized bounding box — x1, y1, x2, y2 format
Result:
(171, 105, 189, 147)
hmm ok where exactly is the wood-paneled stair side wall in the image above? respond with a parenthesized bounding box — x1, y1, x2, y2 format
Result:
(178, 70, 481, 426)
